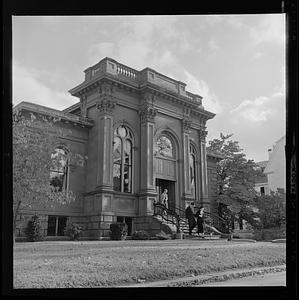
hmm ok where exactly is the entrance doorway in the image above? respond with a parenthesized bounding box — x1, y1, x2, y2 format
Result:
(155, 179, 176, 210)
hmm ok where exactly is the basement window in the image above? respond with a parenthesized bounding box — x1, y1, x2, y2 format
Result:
(47, 215, 68, 236)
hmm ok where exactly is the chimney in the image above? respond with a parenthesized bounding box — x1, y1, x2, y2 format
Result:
(267, 148, 272, 159)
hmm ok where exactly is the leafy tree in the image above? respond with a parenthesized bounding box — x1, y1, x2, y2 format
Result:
(207, 133, 263, 227)
(253, 191, 286, 229)
(13, 110, 84, 242)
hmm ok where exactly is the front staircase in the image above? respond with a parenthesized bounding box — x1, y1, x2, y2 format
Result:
(153, 203, 233, 240)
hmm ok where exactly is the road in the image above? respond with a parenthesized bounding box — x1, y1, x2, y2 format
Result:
(199, 271, 286, 286)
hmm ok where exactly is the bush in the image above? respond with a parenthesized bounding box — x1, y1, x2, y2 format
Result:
(24, 215, 44, 242)
(253, 226, 286, 241)
(109, 222, 128, 240)
(132, 230, 150, 240)
(64, 223, 83, 241)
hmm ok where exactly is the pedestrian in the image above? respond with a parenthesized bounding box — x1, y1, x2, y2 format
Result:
(160, 189, 168, 209)
(195, 206, 205, 238)
(185, 202, 196, 235)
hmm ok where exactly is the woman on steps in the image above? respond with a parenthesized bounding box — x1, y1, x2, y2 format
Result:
(185, 202, 196, 235)
(195, 206, 205, 238)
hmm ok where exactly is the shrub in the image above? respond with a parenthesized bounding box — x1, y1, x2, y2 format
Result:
(253, 226, 286, 241)
(64, 223, 83, 241)
(24, 215, 44, 242)
(109, 222, 128, 240)
(132, 230, 150, 240)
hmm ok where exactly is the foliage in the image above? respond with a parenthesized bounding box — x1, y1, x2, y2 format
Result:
(207, 133, 263, 225)
(132, 230, 150, 240)
(253, 226, 286, 241)
(64, 223, 83, 241)
(109, 223, 128, 240)
(24, 215, 44, 242)
(253, 191, 286, 229)
(13, 110, 85, 241)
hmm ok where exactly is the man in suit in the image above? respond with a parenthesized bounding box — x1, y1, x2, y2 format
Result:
(185, 202, 196, 235)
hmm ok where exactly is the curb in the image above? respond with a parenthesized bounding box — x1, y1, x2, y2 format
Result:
(116, 265, 286, 287)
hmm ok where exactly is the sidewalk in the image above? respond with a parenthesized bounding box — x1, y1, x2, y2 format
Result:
(116, 265, 286, 287)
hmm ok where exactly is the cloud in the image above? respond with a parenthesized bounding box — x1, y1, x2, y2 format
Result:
(249, 14, 285, 45)
(230, 91, 285, 123)
(183, 71, 223, 114)
(87, 16, 189, 71)
(13, 61, 77, 110)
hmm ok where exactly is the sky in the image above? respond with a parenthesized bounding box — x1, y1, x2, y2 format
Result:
(12, 15, 286, 162)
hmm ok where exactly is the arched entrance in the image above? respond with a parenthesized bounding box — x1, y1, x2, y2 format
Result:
(154, 133, 178, 210)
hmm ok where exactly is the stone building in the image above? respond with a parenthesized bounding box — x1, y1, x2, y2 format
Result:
(14, 57, 221, 239)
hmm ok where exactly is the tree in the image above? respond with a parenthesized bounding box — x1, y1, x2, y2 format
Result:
(13, 110, 84, 242)
(253, 191, 286, 229)
(207, 133, 263, 227)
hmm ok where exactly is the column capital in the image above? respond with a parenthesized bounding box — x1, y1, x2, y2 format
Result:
(199, 129, 208, 142)
(139, 103, 157, 124)
(182, 118, 192, 133)
(96, 99, 117, 114)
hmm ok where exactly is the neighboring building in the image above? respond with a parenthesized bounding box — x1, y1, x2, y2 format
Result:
(254, 136, 286, 195)
(264, 135, 286, 193)
(254, 160, 270, 196)
(14, 57, 221, 239)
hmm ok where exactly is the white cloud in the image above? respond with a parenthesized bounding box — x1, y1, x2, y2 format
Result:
(183, 71, 223, 114)
(230, 91, 285, 123)
(252, 52, 264, 60)
(13, 61, 77, 110)
(249, 14, 285, 45)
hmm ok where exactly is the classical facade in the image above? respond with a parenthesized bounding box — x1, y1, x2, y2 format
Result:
(14, 57, 220, 239)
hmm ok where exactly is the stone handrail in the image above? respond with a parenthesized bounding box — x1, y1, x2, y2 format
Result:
(116, 63, 138, 79)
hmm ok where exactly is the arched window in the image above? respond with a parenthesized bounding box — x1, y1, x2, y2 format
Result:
(113, 125, 133, 193)
(155, 135, 174, 158)
(189, 144, 197, 199)
(50, 147, 69, 192)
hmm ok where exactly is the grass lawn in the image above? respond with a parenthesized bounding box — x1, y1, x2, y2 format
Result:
(13, 240, 286, 288)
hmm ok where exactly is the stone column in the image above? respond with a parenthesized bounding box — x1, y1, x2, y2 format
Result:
(199, 129, 209, 207)
(95, 83, 116, 191)
(182, 118, 192, 197)
(138, 93, 158, 216)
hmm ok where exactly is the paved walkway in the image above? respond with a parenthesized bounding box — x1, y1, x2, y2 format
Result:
(116, 265, 286, 287)
(198, 271, 286, 286)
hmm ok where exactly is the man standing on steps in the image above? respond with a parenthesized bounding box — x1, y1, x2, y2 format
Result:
(185, 202, 196, 235)
(160, 189, 169, 209)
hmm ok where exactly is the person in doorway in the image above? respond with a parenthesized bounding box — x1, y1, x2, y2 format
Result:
(160, 189, 169, 209)
(195, 206, 205, 238)
(185, 202, 196, 235)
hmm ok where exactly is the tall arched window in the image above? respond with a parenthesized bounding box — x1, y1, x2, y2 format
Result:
(50, 147, 69, 192)
(155, 135, 174, 158)
(113, 125, 133, 193)
(189, 144, 197, 199)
